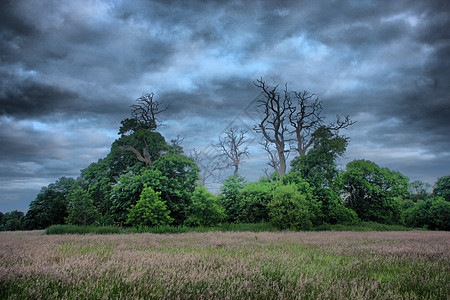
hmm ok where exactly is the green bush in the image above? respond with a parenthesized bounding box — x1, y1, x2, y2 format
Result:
(268, 184, 321, 230)
(126, 185, 174, 227)
(314, 222, 415, 231)
(315, 188, 358, 225)
(66, 189, 99, 226)
(184, 186, 225, 227)
(433, 175, 450, 201)
(238, 181, 276, 223)
(219, 175, 246, 222)
(405, 197, 450, 230)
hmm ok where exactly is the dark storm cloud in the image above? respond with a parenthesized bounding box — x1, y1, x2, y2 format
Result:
(0, 0, 35, 37)
(1, 0, 449, 212)
(0, 79, 78, 117)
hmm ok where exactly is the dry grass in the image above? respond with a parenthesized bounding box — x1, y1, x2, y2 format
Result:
(1, 230, 448, 299)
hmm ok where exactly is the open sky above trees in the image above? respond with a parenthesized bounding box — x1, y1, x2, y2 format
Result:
(1, 0, 449, 212)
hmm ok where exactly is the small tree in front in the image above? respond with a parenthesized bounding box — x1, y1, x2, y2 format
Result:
(126, 185, 173, 227)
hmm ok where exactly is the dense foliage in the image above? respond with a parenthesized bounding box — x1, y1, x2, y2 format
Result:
(126, 185, 173, 227)
(3, 95, 447, 232)
(342, 159, 408, 224)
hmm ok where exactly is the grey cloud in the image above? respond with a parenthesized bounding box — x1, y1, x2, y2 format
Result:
(0, 79, 79, 118)
(0, 0, 36, 37)
(1, 0, 449, 212)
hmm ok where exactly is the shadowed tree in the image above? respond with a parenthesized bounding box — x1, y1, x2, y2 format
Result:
(342, 160, 409, 224)
(66, 189, 99, 226)
(433, 175, 450, 201)
(23, 177, 79, 229)
(409, 180, 431, 201)
(254, 77, 354, 176)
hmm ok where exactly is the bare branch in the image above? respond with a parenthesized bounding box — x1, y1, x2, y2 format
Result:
(253, 78, 289, 176)
(118, 145, 152, 166)
(215, 128, 250, 175)
(131, 93, 168, 129)
(253, 77, 354, 175)
(190, 148, 227, 186)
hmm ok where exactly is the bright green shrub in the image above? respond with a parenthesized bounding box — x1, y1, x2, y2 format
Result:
(238, 181, 276, 223)
(126, 185, 173, 227)
(268, 184, 321, 230)
(219, 174, 246, 222)
(185, 186, 225, 227)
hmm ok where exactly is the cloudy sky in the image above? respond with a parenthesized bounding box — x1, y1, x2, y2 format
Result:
(1, 0, 449, 213)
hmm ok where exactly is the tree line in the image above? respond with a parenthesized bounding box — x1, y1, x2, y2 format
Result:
(2, 79, 449, 231)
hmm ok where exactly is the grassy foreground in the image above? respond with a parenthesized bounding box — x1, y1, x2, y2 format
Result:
(0, 231, 448, 299)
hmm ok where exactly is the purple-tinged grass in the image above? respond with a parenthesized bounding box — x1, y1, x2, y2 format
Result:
(1, 230, 448, 299)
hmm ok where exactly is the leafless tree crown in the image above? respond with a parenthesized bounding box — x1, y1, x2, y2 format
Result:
(131, 93, 168, 129)
(216, 127, 250, 175)
(190, 148, 226, 186)
(253, 77, 355, 176)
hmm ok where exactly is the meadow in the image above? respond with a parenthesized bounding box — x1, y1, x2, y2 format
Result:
(0, 230, 448, 299)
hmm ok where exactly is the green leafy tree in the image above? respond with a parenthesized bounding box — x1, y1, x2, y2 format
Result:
(408, 180, 431, 202)
(219, 174, 246, 222)
(342, 160, 409, 224)
(80, 158, 117, 217)
(111, 152, 199, 225)
(433, 175, 450, 201)
(291, 126, 348, 189)
(238, 181, 277, 223)
(405, 197, 450, 230)
(66, 189, 100, 226)
(151, 152, 200, 225)
(116, 130, 167, 167)
(185, 186, 225, 227)
(289, 128, 356, 224)
(126, 185, 173, 227)
(24, 177, 79, 229)
(268, 184, 321, 230)
(314, 187, 358, 225)
(0, 210, 24, 231)
(398, 196, 415, 213)
(110, 168, 164, 224)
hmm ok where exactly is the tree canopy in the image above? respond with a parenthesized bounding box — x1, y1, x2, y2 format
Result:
(15, 88, 448, 233)
(342, 160, 409, 224)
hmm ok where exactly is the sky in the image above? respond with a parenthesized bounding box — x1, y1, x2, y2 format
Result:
(1, 0, 449, 213)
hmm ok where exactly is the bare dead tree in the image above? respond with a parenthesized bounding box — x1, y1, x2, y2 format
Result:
(288, 91, 355, 156)
(253, 78, 291, 177)
(131, 93, 168, 129)
(216, 128, 250, 175)
(254, 77, 355, 177)
(190, 148, 226, 186)
(288, 91, 323, 156)
(261, 139, 280, 175)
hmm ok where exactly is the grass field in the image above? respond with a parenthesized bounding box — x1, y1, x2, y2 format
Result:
(0, 230, 448, 299)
